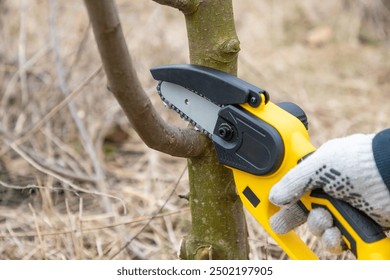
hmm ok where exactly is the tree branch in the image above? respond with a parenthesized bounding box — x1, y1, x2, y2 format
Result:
(152, 0, 200, 14)
(84, 0, 207, 158)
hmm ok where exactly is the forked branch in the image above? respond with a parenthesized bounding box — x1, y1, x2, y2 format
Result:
(152, 0, 200, 14)
(84, 0, 207, 158)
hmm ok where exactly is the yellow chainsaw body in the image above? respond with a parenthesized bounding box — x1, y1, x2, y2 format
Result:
(231, 100, 390, 260)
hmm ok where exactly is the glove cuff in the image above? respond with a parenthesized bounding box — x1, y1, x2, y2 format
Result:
(373, 128, 390, 192)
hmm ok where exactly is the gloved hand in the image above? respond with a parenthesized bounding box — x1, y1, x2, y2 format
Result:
(269, 129, 390, 254)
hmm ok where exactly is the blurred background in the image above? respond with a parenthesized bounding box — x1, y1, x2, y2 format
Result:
(0, 0, 389, 259)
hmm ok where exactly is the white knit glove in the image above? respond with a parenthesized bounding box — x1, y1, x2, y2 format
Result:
(269, 132, 390, 254)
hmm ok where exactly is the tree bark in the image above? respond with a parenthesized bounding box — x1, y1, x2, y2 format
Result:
(84, 0, 207, 158)
(178, 0, 249, 260)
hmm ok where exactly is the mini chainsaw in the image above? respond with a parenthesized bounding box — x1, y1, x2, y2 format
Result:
(150, 64, 390, 260)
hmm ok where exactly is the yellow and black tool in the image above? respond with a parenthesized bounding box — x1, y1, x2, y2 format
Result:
(151, 64, 390, 260)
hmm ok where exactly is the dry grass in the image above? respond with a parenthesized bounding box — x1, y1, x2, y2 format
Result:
(0, 0, 389, 259)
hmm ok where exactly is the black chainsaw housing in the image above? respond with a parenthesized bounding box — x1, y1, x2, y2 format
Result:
(150, 64, 269, 107)
(212, 105, 284, 176)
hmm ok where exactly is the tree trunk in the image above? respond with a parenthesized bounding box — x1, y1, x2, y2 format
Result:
(178, 0, 249, 260)
(86, 0, 249, 259)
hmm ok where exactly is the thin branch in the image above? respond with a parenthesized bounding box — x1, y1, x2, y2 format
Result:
(84, 0, 207, 158)
(0, 208, 189, 239)
(152, 0, 200, 14)
(7, 141, 126, 213)
(18, 0, 28, 105)
(109, 166, 187, 259)
(0, 66, 103, 158)
(1, 45, 51, 110)
(22, 146, 97, 183)
(49, 0, 112, 214)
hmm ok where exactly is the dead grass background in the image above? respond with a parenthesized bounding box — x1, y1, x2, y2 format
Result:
(0, 0, 389, 260)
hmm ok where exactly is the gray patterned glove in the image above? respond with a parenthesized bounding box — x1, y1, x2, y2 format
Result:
(269, 129, 390, 254)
